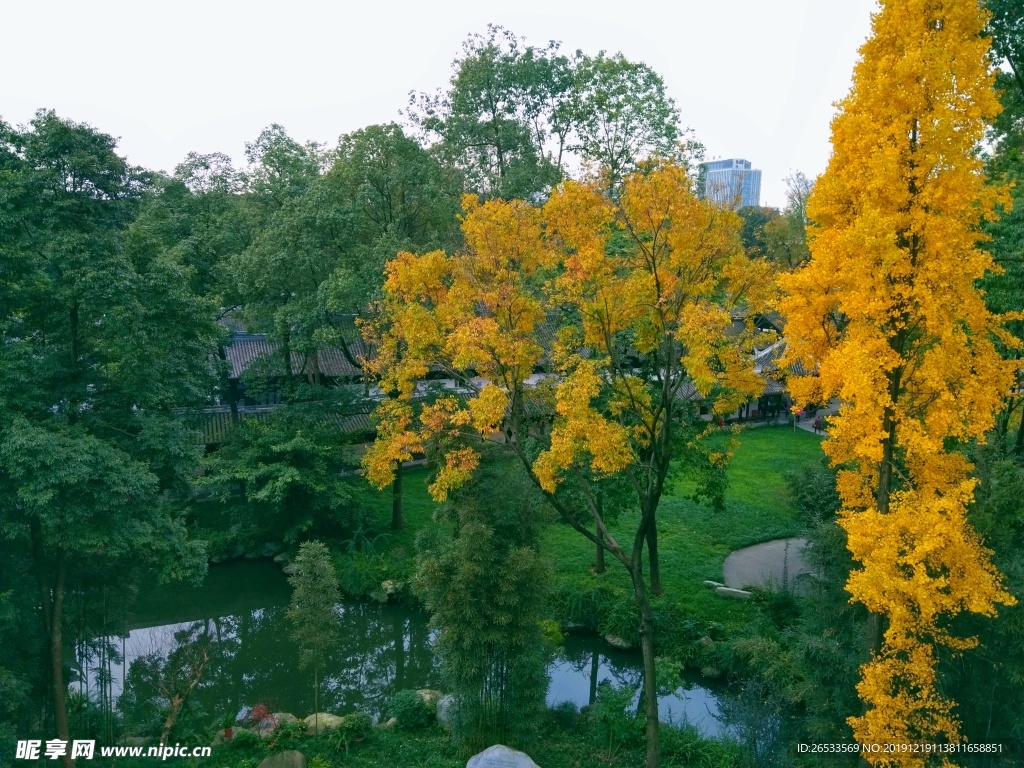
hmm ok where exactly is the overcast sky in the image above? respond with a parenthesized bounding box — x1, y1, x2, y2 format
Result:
(3, 0, 877, 208)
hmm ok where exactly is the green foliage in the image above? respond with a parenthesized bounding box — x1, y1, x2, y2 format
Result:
(327, 712, 374, 755)
(387, 689, 431, 730)
(287, 541, 342, 719)
(783, 462, 842, 525)
(587, 680, 642, 759)
(940, 449, 1024, 755)
(407, 25, 696, 199)
(200, 398, 366, 545)
(414, 460, 551, 753)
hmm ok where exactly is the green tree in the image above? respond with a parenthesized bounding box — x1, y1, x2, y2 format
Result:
(569, 52, 697, 189)
(0, 111, 214, 766)
(983, 0, 1024, 457)
(414, 460, 551, 754)
(407, 27, 698, 199)
(407, 25, 565, 200)
(199, 395, 367, 546)
(286, 540, 341, 728)
(763, 172, 813, 270)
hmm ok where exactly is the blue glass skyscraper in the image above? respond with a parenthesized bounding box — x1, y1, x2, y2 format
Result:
(701, 158, 762, 208)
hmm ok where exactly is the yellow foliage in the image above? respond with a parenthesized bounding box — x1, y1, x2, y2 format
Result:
(364, 166, 764, 504)
(779, 0, 1019, 755)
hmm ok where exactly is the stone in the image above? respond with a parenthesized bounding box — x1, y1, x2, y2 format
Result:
(272, 712, 297, 724)
(700, 666, 723, 679)
(304, 712, 344, 733)
(466, 744, 540, 768)
(715, 586, 752, 600)
(273, 552, 291, 565)
(256, 751, 306, 768)
(379, 579, 403, 600)
(283, 562, 299, 575)
(417, 688, 443, 711)
(376, 716, 397, 729)
(604, 634, 634, 650)
(436, 694, 455, 729)
(256, 716, 278, 737)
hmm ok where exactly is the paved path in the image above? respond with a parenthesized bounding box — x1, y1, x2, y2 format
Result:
(723, 537, 811, 592)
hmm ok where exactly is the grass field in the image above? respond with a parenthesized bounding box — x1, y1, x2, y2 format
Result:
(347, 426, 826, 637)
(541, 425, 825, 634)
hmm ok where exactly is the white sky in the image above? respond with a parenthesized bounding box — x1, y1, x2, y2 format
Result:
(2, 0, 877, 208)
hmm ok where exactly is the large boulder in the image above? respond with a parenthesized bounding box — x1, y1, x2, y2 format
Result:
(303, 712, 344, 733)
(466, 744, 540, 768)
(436, 694, 456, 729)
(256, 751, 306, 768)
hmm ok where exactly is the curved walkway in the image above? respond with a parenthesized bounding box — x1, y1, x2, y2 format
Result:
(723, 537, 810, 592)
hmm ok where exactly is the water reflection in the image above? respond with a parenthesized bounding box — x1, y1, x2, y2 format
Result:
(549, 635, 727, 737)
(82, 561, 728, 736)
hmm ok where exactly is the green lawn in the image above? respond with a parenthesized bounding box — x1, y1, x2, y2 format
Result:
(542, 425, 826, 633)
(347, 426, 826, 640)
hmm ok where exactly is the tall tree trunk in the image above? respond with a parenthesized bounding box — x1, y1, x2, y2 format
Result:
(867, 368, 901, 660)
(646, 525, 662, 596)
(628, 564, 660, 768)
(391, 461, 403, 531)
(49, 559, 74, 768)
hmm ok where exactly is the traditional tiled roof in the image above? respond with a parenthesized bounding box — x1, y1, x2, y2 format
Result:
(222, 331, 369, 380)
(195, 405, 376, 445)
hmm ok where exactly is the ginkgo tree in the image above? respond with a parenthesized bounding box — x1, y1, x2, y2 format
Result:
(361, 163, 768, 768)
(780, 0, 1020, 761)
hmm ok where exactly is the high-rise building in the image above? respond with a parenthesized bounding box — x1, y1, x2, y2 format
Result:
(701, 158, 762, 208)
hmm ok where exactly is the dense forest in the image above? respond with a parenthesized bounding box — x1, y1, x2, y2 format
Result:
(2, 3, 1023, 767)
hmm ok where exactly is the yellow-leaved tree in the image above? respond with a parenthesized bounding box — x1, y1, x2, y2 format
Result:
(362, 164, 768, 768)
(780, 0, 1020, 761)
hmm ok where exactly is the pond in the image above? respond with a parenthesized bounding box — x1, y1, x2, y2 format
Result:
(75, 560, 734, 738)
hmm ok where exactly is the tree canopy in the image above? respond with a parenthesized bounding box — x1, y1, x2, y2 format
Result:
(780, 1, 1018, 758)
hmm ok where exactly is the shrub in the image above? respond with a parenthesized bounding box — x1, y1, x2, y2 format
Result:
(587, 680, 642, 758)
(388, 689, 431, 729)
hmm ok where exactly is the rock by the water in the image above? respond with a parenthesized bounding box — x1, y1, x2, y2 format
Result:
(715, 586, 752, 600)
(466, 744, 540, 768)
(304, 712, 343, 733)
(417, 689, 443, 711)
(256, 751, 306, 768)
(283, 562, 299, 575)
(376, 716, 397, 729)
(604, 634, 634, 650)
(436, 694, 455, 728)
(380, 579, 403, 597)
(273, 552, 291, 564)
